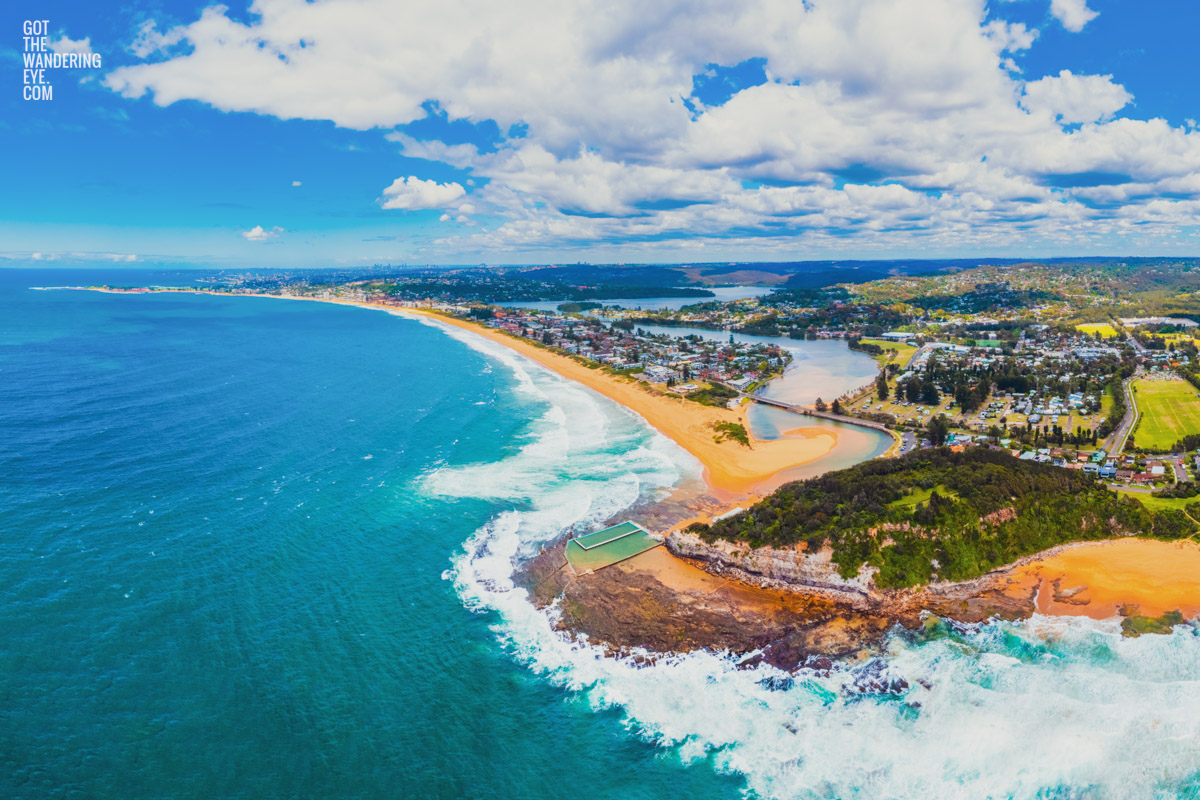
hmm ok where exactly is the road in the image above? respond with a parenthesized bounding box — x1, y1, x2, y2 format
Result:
(1105, 374, 1139, 455)
(737, 392, 894, 434)
(1168, 455, 1188, 484)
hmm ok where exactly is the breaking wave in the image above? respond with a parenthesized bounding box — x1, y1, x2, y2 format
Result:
(424, 318, 1200, 800)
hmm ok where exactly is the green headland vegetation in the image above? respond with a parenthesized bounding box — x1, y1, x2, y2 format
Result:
(688, 448, 1193, 589)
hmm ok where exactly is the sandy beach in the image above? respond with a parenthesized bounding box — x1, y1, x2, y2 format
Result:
(78, 287, 840, 493)
(1001, 538, 1200, 619)
(395, 308, 840, 494)
(81, 287, 1200, 624)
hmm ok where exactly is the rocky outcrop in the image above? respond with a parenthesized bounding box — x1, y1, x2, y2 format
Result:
(666, 528, 1041, 621)
(666, 529, 878, 609)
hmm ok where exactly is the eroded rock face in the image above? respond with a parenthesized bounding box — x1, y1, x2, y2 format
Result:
(666, 530, 878, 608)
(516, 527, 1039, 671)
(552, 557, 895, 669)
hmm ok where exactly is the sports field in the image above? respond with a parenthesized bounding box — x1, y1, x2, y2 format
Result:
(1076, 323, 1118, 339)
(858, 337, 917, 366)
(1133, 378, 1200, 450)
(1149, 332, 1196, 345)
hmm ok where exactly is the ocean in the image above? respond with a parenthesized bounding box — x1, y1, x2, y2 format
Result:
(3, 269, 1199, 800)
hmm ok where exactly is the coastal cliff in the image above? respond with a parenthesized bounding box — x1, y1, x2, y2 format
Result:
(665, 529, 877, 609)
(663, 528, 1043, 619)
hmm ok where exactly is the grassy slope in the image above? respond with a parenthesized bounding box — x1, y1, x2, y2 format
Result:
(1117, 490, 1200, 514)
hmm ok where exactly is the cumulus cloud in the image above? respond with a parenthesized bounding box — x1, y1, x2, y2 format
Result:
(242, 225, 283, 241)
(1050, 0, 1100, 32)
(102, 0, 1200, 256)
(128, 20, 185, 59)
(49, 35, 94, 56)
(379, 176, 466, 210)
(1022, 70, 1132, 124)
(291, 180, 302, 187)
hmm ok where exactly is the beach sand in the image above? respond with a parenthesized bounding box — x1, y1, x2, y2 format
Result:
(389, 307, 840, 494)
(1001, 538, 1200, 619)
(85, 288, 1200, 623)
(82, 288, 839, 494)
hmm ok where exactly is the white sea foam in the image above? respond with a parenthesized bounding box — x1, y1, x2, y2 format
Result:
(421, 314, 1200, 799)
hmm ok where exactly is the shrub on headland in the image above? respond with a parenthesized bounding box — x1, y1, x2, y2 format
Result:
(689, 448, 1169, 589)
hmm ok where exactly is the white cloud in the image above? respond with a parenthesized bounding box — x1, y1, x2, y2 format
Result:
(128, 19, 186, 59)
(291, 180, 302, 187)
(102, 0, 1200, 256)
(49, 35, 94, 56)
(379, 176, 466, 210)
(242, 225, 283, 241)
(1050, 0, 1099, 32)
(1022, 70, 1132, 124)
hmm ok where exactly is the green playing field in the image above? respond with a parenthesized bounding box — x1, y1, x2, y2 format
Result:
(1133, 378, 1200, 450)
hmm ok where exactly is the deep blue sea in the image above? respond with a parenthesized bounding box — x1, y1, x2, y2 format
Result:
(3, 269, 1200, 800)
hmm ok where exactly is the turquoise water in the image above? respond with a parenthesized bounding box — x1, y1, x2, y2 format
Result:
(4, 270, 1200, 799)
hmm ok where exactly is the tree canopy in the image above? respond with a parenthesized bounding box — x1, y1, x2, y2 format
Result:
(689, 448, 1186, 588)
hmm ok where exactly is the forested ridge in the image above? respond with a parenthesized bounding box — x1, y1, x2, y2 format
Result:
(691, 448, 1193, 588)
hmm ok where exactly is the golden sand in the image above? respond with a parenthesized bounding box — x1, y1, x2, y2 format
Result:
(91, 289, 838, 493)
(386, 307, 840, 494)
(102, 289, 1200, 623)
(1004, 538, 1200, 619)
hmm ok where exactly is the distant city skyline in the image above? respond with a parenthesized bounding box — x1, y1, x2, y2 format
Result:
(6, 0, 1200, 268)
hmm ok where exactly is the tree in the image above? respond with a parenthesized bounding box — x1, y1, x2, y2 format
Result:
(832, 399, 843, 415)
(922, 380, 940, 405)
(876, 373, 890, 400)
(815, 397, 827, 412)
(927, 414, 950, 446)
(905, 377, 922, 403)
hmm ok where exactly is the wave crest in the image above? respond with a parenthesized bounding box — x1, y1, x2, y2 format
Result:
(427, 316, 1200, 799)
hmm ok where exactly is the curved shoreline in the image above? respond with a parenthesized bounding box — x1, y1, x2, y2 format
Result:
(391, 306, 842, 495)
(73, 287, 847, 496)
(70, 286, 1200, 626)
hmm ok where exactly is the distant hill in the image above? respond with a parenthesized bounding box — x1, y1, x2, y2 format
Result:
(504, 259, 996, 290)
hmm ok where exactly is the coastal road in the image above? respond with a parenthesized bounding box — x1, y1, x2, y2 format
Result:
(1105, 375, 1139, 455)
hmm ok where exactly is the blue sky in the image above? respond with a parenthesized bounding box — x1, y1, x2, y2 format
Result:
(4, 0, 1200, 268)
